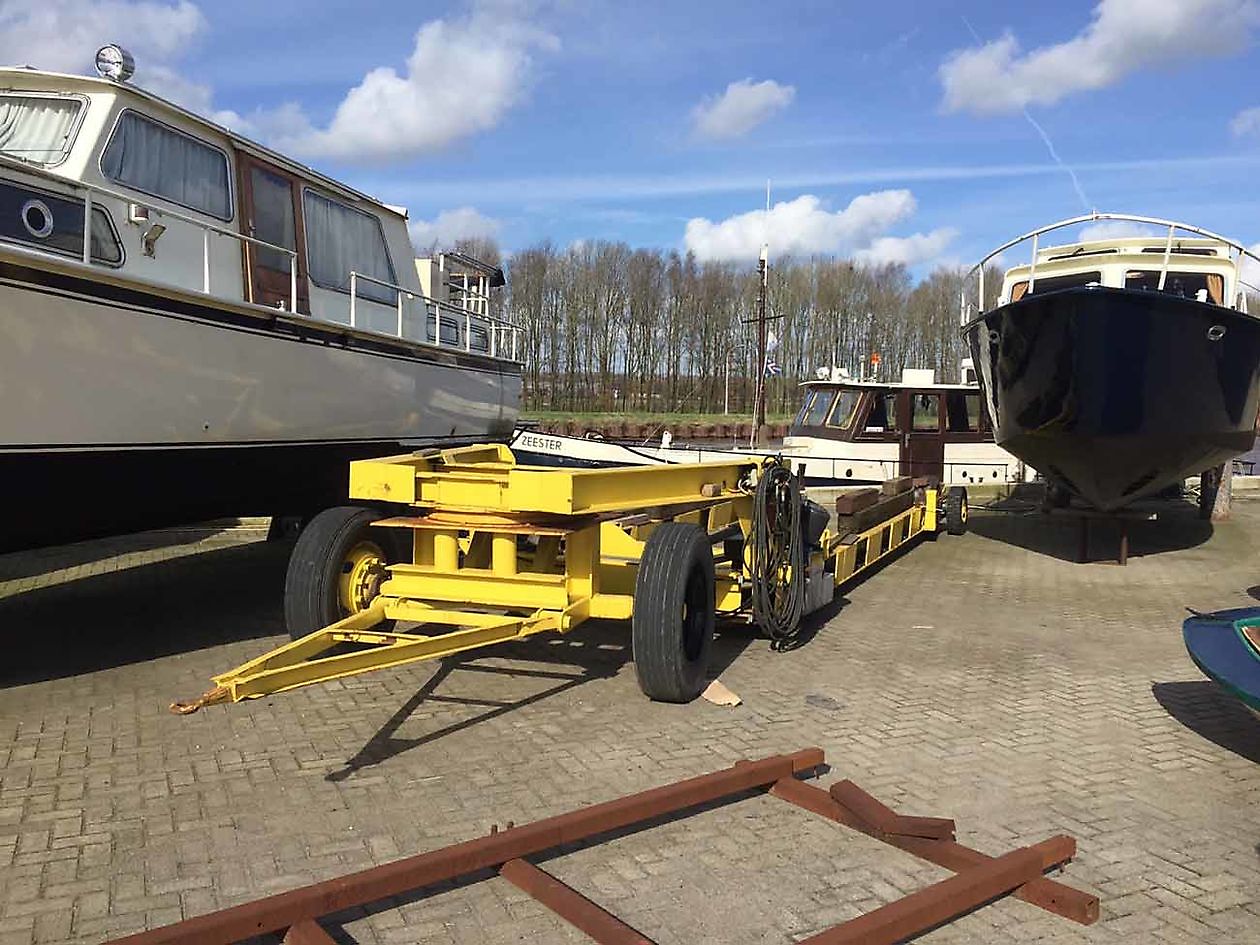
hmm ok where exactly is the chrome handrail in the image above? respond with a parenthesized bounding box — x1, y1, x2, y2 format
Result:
(349, 269, 522, 357)
(960, 211, 1260, 323)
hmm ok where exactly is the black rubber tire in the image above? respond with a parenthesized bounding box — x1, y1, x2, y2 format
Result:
(944, 486, 969, 535)
(632, 523, 715, 703)
(1199, 468, 1218, 520)
(283, 506, 407, 640)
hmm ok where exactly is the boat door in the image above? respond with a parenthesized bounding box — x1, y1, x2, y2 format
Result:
(900, 390, 945, 481)
(235, 151, 310, 313)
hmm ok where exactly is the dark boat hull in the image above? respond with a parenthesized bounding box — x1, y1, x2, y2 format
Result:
(963, 287, 1260, 510)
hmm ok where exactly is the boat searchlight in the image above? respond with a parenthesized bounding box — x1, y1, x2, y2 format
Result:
(94, 44, 135, 82)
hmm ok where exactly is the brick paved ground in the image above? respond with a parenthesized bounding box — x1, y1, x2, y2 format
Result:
(2, 500, 1259, 944)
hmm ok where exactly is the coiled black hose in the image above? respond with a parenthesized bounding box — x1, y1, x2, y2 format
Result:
(749, 460, 805, 650)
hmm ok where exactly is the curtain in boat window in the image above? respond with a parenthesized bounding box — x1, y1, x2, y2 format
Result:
(302, 190, 397, 305)
(0, 95, 81, 164)
(100, 111, 231, 220)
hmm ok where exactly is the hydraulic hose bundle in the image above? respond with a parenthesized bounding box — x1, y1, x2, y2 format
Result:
(749, 460, 806, 650)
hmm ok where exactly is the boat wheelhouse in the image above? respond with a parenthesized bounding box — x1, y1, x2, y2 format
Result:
(0, 49, 521, 551)
(511, 364, 1026, 487)
(781, 366, 1023, 485)
(961, 212, 1260, 511)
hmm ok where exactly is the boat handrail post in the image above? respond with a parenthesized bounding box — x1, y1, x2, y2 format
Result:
(465, 310, 471, 352)
(203, 229, 213, 293)
(349, 271, 358, 327)
(81, 189, 92, 264)
(1157, 224, 1175, 291)
(396, 288, 405, 338)
(1028, 233, 1038, 293)
(289, 250, 298, 313)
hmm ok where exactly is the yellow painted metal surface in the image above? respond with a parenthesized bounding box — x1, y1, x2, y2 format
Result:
(177, 447, 952, 711)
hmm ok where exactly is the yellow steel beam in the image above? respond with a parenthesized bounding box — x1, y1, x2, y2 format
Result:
(349, 448, 760, 516)
(381, 567, 569, 611)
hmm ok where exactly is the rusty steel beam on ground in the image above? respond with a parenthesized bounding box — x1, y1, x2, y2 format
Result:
(769, 778, 1098, 925)
(798, 843, 1053, 945)
(827, 779, 955, 839)
(104, 749, 823, 945)
(500, 858, 656, 945)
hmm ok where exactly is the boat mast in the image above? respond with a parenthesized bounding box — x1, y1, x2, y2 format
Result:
(751, 180, 771, 447)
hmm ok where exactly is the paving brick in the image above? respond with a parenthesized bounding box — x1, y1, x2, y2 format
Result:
(3, 508, 1260, 943)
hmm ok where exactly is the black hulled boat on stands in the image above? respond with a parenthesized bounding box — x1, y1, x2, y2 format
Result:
(961, 213, 1260, 512)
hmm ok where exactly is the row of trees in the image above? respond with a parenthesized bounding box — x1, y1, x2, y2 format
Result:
(453, 237, 999, 417)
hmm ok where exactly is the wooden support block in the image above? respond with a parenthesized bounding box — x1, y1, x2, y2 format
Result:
(881, 476, 913, 497)
(835, 488, 881, 515)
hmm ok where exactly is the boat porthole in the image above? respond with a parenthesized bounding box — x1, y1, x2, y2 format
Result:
(1208, 324, 1227, 342)
(961, 470, 968, 479)
(845, 468, 853, 478)
(20, 199, 54, 239)
(987, 329, 1000, 344)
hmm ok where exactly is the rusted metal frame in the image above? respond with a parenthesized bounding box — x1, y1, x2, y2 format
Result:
(828, 779, 955, 839)
(105, 749, 823, 945)
(769, 778, 1098, 925)
(500, 858, 656, 945)
(799, 843, 1054, 944)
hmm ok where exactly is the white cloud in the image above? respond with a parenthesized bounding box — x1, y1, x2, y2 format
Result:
(691, 79, 795, 140)
(1076, 220, 1160, 242)
(0, 1, 253, 127)
(684, 191, 924, 262)
(271, 4, 558, 162)
(940, 0, 1260, 115)
(854, 228, 959, 267)
(0, 0, 205, 73)
(1231, 106, 1260, 137)
(408, 207, 502, 250)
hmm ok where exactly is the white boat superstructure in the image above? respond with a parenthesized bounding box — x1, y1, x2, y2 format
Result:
(0, 48, 522, 550)
(512, 365, 1028, 486)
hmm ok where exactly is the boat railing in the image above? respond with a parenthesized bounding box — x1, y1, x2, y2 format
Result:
(349, 271, 521, 360)
(0, 151, 301, 310)
(0, 152, 523, 362)
(959, 211, 1260, 323)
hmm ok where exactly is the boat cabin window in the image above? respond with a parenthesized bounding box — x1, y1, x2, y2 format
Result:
(0, 179, 122, 265)
(796, 389, 836, 427)
(945, 391, 982, 433)
(302, 189, 398, 305)
(911, 393, 941, 432)
(100, 110, 232, 220)
(862, 391, 899, 433)
(249, 166, 297, 274)
(1123, 269, 1221, 303)
(469, 323, 490, 353)
(426, 314, 462, 346)
(0, 93, 83, 166)
(1012, 271, 1102, 301)
(825, 388, 862, 429)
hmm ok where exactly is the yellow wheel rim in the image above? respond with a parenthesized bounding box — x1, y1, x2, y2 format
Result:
(338, 540, 387, 615)
(960, 500, 969, 524)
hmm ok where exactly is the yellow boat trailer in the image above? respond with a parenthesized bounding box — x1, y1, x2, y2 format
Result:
(173, 444, 968, 713)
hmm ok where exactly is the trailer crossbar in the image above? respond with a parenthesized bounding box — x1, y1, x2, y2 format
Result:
(103, 749, 1097, 945)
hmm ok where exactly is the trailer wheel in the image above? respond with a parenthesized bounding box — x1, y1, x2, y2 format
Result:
(944, 486, 969, 535)
(632, 523, 715, 703)
(284, 506, 407, 640)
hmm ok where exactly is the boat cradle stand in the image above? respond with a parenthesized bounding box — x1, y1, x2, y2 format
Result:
(173, 444, 970, 712)
(104, 749, 1099, 945)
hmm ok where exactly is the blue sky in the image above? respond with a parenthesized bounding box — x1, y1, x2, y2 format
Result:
(7, 0, 1260, 270)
